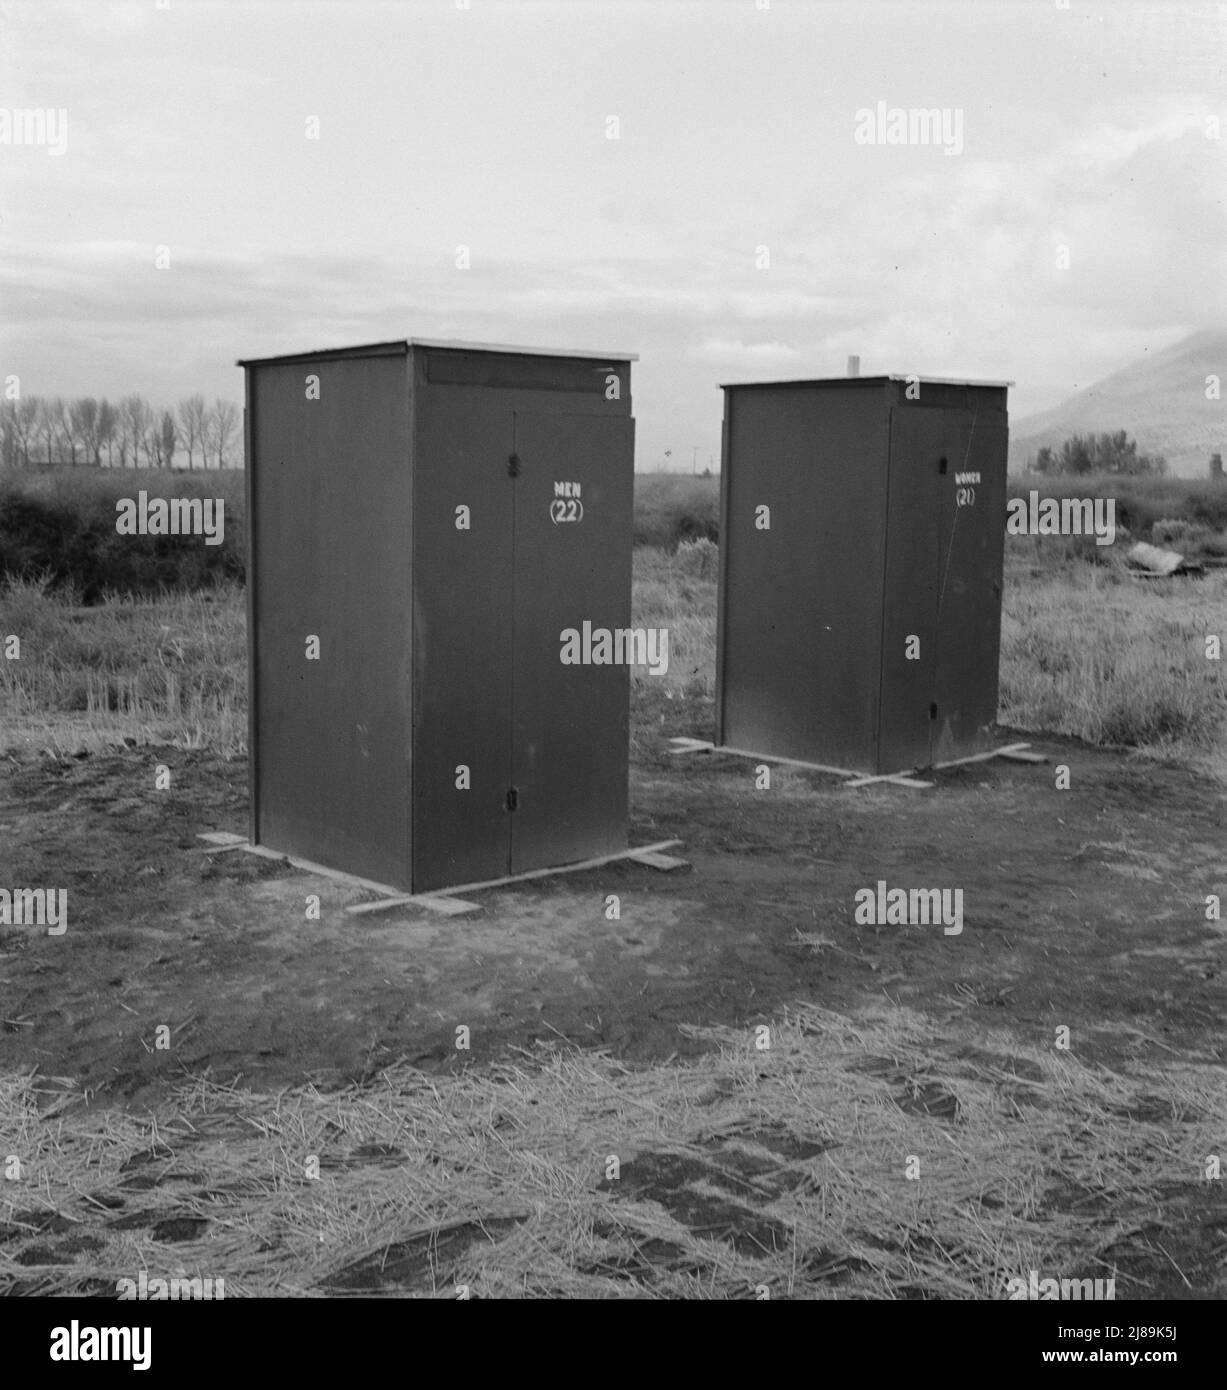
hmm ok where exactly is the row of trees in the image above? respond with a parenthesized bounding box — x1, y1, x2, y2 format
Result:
(1033, 431, 1167, 477)
(0, 394, 241, 469)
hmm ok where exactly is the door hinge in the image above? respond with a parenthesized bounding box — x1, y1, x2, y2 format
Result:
(508, 452, 520, 478)
(505, 786, 519, 812)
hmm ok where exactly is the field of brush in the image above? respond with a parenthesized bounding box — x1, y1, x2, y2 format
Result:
(2, 469, 1225, 772)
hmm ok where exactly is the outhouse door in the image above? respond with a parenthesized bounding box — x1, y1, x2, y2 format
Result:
(878, 405, 1007, 772)
(510, 412, 634, 873)
(411, 404, 633, 891)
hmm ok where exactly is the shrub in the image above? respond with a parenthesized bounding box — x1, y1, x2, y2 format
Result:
(0, 469, 245, 600)
(673, 536, 718, 580)
(633, 473, 720, 549)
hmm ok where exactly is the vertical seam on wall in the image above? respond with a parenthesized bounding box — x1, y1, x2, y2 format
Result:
(715, 390, 733, 744)
(931, 407, 979, 756)
(406, 347, 416, 887)
(875, 402, 896, 769)
(244, 369, 259, 844)
(508, 411, 518, 876)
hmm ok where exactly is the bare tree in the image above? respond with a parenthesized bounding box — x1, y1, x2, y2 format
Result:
(1, 393, 238, 469)
(207, 398, 239, 468)
(50, 396, 75, 463)
(178, 394, 207, 469)
(120, 395, 150, 468)
(0, 401, 16, 467)
(2, 397, 38, 467)
(142, 416, 163, 467)
(13, 397, 37, 466)
(97, 399, 118, 467)
(35, 397, 58, 463)
(70, 397, 101, 466)
(62, 397, 82, 464)
(160, 410, 177, 467)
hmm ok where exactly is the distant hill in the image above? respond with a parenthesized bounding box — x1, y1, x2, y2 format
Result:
(1009, 330, 1226, 478)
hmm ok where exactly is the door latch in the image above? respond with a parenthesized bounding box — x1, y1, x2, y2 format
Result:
(508, 452, 520, 478)
(505, 787, 519, 812)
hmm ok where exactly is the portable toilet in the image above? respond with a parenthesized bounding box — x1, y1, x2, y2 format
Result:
(716, 374, 1011, 775)
(238, 338, 636, 893)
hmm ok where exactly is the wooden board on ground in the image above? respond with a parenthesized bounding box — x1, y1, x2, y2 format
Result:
(931, 741, 1038, 771)
(627, 849, 689, 870)
(196, 834, 408, 898)
(668, 737, 932, 788)
(400, 895, 483, 916)
(840, 771, 935, 788)
(198, 831, 248, 851)
(669, 736, 1044, 789)
(345, 839, 687, 917)
(198, 834, 688, 917)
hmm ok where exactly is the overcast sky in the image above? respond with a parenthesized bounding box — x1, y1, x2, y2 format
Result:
(2, 0, 1224, 470)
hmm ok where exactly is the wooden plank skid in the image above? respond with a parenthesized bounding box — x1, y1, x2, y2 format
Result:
(196, 834, 408, 898)
(671, 739, 930, 786)
(718, 744, 868, 777)
(625, 850, 689, 870)
(198, 831, 247, 847)
(668, 736, 716, 754)
(842, 773, 935, 789)
(675, 739, 869, 779)
(850, 742, 1043, 784)
(403, 896, 483, 916)
(345, 839, 686, 917)
(667, 738, 1042, 788)
(930, 741, 1034, 772)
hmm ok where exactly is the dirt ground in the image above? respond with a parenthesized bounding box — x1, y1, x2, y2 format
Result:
(2, 700, 1225, 1295)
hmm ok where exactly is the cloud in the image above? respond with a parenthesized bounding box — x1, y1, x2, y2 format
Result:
(688, 338, 802, 364)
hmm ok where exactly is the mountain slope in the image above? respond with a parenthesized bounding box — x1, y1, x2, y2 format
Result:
(1009, 330, 1226, 477)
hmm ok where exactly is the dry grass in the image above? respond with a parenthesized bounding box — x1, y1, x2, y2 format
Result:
(2, 1004, 1220, 1298)
(999, 549, 1227, 775)
(630, 541, 718, 697)
(0, 576, 245, 757)
(2, 539, 1223, 775)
